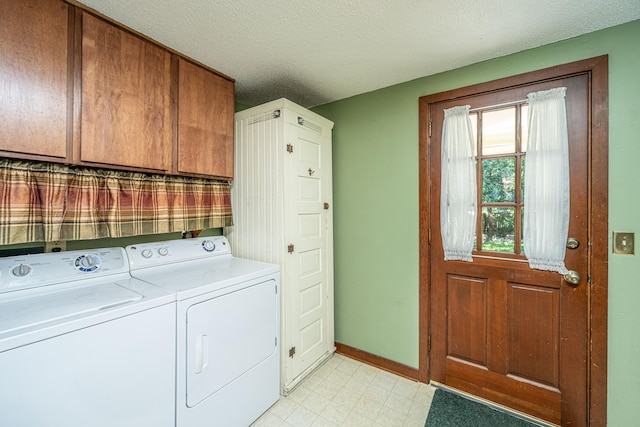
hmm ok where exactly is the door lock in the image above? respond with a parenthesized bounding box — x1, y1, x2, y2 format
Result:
(566, 237, 580, 249)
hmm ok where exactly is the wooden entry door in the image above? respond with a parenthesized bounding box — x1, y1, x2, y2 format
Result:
(420, 58, 609, 426)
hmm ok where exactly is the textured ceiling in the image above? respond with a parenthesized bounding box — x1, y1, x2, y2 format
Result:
(76, 0, 640, 108)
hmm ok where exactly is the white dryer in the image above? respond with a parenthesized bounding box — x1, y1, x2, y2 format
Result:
(126, 236, 280, 427)
(0, 247, 177, 427)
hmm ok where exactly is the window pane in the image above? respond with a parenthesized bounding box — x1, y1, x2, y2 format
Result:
(482, 108, 515, 155)
(521, 105, 529, 152)
(482, 158, 515, 203)
(481, 207, 515, 253)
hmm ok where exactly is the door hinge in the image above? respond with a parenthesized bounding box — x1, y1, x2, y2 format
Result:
(324, 202, 330, 210)
(428, 120, 432, 138)
(428, 228, 431, 244)
(288, 244, 294, 254)
(286, 143, 293, 153)
(428, 335, 431, 352)
(289, 346, 296, 358)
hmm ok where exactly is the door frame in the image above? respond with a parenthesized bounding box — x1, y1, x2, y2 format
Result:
(418, 56, 608, 426)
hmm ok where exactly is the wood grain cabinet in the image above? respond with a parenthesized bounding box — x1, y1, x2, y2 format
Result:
(0, 0, 70, 161)
(1, 0, 234, 178)
(177, 58, 234, 179)
(80, 12, 172, 173)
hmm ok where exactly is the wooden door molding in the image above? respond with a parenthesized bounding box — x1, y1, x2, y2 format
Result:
(418, 56, 608, 426)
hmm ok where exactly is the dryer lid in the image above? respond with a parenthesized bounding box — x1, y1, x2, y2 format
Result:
(129, 256, 279, 300)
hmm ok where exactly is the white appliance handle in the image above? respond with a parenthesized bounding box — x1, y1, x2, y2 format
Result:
(194, 334, 208, 374)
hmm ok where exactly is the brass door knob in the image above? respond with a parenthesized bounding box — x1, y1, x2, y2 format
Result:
(564, 270, 581, 285)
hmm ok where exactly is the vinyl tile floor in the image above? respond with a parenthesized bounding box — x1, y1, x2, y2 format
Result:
(251, 353, 437, 427)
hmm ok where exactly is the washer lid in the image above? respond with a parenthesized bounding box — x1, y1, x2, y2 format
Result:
(0, 282, 143, 336)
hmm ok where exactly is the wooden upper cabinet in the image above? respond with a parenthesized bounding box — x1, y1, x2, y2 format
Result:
(80, 13, 172, 172)
(0, 0, 70, 160)
(1, 2, 234, 178)
(177, 58, 234, 179)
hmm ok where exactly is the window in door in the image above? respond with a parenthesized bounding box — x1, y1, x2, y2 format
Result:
(472, 104, 528, 256)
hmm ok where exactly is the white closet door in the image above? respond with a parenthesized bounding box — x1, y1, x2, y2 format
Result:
(284, 123, 332, 382)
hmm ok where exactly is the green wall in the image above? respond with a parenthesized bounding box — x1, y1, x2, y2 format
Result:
(313, 19, 640, 425)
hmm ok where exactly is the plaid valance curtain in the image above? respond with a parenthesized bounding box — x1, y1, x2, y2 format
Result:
(0, 159, 233, 245)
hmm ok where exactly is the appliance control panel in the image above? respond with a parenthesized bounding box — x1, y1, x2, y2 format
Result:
(126, 236, 231, 270)
(0, 248, 129, 293)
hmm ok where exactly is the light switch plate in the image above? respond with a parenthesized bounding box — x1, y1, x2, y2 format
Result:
(613, 232, 634, 255)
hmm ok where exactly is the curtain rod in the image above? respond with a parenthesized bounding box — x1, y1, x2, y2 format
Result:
(468, 98, 528, 113)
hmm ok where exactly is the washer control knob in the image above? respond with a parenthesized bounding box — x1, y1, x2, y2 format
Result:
(158, 247, 169, 256)
(202, 240, 216, 252)
(75, 254, 101, 272)
(141, 249, 153, 258)
(12, 263, 33, 277)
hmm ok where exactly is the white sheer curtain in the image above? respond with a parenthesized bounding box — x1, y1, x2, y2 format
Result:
(523, 87, 570, 274)
(441, 105, 477, 262)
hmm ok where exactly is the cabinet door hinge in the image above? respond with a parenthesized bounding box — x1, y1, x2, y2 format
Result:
(289, 346, 296, 358)
(286, 143, 293, 153)
(288, 244, 294, 254)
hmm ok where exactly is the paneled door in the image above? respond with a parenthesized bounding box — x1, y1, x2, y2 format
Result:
(283, 123, 333, 384)
(421, 58, 609, 426)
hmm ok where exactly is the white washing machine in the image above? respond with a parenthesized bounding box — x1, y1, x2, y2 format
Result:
(126, 236, 280, 427)
(0, 247, 177, 427)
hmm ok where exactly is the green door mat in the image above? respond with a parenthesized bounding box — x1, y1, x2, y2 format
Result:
(425, 388, 541, 426)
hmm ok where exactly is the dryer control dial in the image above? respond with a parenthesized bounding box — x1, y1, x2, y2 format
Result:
(11, 263, 33, 277)
(158, 247, 169, 256)
(75, 254, 101, 272)
(141, 249, 153, 258)
(202, 240, 216, 252)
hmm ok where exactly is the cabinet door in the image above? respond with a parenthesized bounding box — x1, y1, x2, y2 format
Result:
(283, 123, 334, 388)
(178, 59, 234, 179)
(0, 0, 69, 160)
(81, 13, 172, 172)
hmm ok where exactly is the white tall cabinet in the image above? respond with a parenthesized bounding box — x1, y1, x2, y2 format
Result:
(225, 98, 335, 394)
